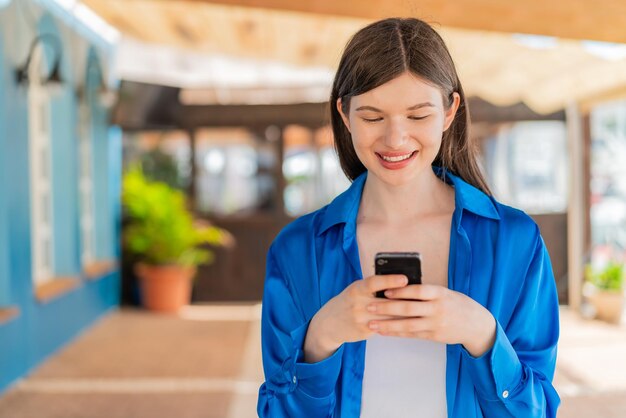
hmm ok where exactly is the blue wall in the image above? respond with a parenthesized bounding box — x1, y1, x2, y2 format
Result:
(0, 5, 120, 393)
(0, 32, 9, 307)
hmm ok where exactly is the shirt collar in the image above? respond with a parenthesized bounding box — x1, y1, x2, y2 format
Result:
(317, 165, 500, 236)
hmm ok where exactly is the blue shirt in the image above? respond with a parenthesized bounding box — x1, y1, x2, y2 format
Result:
(257, 166, 560, 417)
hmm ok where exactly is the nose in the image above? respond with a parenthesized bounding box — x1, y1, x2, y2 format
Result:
(383, 117, 410, 149)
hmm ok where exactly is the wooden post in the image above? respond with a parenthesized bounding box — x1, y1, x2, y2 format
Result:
(310, 127, 324, 208)
(566, 102, 585, 311)
(264, 125, 285, 218)
(582, 114, 593, 265)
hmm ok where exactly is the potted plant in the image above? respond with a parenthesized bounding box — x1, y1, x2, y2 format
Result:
(122, 167, 232, 313)
(584, 261, 625, 324)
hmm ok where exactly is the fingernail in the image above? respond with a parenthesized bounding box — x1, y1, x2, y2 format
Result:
(385, 290, 394, 297)
(369, 322, 379, 330)
(367, 304, 377, 312)
(399, 277, 408, 285)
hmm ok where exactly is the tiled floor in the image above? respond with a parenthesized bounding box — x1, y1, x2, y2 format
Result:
(554, 308, 626, 417)
(0, 305, 625, 417)
(0, 305, 263, 418)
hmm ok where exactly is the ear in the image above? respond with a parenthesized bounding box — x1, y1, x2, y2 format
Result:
(443, 92, 461, 132)
(336, 98, 352, 133)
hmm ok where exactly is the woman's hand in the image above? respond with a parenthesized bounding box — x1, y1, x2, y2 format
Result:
(366, 284, 497, 357)
(303, 274, 409, 363)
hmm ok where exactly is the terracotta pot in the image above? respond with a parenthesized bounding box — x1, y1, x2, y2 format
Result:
(135, 263, 196, 313)
(589, 289, 625, 324)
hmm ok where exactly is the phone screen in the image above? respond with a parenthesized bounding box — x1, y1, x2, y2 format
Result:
(374, 252, 422, 298)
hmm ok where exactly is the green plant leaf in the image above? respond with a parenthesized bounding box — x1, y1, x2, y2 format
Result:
(585, 261, 625, 291)
(122, 167, 231, 269)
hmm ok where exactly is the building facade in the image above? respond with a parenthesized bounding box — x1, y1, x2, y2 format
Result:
(0, 0, 120, 393)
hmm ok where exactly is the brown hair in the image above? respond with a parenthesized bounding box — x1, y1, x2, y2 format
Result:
(330, 17, 492, 195)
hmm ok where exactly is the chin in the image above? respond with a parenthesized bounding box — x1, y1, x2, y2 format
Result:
(368, 166, 422, 187)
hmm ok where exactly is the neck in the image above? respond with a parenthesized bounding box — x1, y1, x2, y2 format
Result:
(358, 167, 454, 224)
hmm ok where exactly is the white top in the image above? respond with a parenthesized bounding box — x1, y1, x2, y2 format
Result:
(360, 334, 448, 417)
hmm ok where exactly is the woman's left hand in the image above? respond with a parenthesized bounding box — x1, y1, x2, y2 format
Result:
(366, 284, 497, 357)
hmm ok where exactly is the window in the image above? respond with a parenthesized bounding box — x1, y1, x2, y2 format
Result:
(282, 125, 349, 217)
(28, 43, 55, 285)
(77, 57, 98, 265)
(482, 121, 568, 214)
(78, 50, 118, 265)
(195, 129, 266, 216)
(590, 101, 626, 262)
(122, 125, 351, 219)
(123, 130, 192, 191)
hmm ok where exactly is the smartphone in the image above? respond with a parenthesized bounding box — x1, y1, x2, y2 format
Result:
(374, 252, 422, 298)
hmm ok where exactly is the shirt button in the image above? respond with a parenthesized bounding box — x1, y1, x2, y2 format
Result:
(292, 375, 297, 384)
(502, 390, 509, 399)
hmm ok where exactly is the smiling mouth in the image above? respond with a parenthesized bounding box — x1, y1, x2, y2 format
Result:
(376, 151, 417, 162)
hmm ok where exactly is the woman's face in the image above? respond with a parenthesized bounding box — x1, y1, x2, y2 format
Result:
(337, 72, 460, 186)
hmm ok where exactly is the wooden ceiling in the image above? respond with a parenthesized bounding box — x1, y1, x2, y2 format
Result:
(82, 0, 365, 68)
(83, 0, 626, 67)
(179, 0, 626, 44)
(83, 0, 626, 113)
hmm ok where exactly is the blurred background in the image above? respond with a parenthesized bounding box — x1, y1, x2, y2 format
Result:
(1, 0, 626, 417)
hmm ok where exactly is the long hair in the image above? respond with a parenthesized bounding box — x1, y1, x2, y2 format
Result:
(330, 17, 492, 195)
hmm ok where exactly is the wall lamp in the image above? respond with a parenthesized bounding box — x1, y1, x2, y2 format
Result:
(15, 34, 65, 88)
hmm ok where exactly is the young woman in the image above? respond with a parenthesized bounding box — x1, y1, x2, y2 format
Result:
(257, 17, 560, 417)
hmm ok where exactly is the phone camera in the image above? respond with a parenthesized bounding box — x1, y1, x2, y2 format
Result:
(377, 259, 387, 265)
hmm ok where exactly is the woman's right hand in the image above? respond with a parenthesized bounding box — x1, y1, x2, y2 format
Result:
(303, 274, 409, 363)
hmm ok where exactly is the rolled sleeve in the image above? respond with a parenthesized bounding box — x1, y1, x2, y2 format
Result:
(290, 319, 345, 398)
(461, 320, 523, 402)
(460, 231, 560, 417)
(257, 246, 343, 417)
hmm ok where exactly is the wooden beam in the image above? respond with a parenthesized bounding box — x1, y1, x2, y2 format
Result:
(175, 103, 330, 129)
(468, 98, 565, 123)
(185, 0, 626, 43)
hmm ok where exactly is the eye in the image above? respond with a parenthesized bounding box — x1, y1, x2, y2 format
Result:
(362, 117, 383, 123)
(408, 116, 428, 121)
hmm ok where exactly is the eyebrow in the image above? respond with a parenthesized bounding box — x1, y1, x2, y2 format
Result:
(355, 102, 436, 112)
